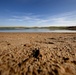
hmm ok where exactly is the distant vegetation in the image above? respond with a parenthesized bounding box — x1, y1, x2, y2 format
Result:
(0, 27, 30, 30)
(44, 26, 76, 30)
(0, 26, 76, 30)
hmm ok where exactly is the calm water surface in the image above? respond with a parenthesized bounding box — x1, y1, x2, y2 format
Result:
(0, 29, 76, 32)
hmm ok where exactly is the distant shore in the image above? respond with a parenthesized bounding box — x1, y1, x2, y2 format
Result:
(0, 26, 76, 30)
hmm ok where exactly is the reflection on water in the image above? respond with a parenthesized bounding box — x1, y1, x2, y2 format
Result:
(0, 29, 76, 32)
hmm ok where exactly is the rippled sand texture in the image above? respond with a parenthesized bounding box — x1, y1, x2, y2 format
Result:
(0, 33, 76, 75)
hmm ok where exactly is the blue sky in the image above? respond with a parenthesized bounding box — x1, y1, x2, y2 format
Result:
(0, 0, 76, 27)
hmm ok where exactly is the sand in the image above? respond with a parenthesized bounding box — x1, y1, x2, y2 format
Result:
(0, 33, 76, 75)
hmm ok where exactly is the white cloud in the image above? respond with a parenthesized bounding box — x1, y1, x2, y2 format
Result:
(8, 11, 76, 27)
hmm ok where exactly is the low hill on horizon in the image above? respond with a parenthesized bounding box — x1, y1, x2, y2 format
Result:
(0, 26, 76, 30)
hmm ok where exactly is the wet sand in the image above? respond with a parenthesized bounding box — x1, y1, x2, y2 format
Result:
(0, 33, 76, 75)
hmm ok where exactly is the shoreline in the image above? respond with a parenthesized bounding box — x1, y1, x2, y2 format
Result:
(0, 32, 76, 33)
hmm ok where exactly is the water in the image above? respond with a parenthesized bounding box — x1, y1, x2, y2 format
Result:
(0, 28, 76, 32)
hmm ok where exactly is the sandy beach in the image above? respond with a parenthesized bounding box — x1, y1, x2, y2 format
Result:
(0, 33, 76, 75)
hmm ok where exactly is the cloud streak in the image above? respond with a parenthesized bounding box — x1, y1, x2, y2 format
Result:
(8, 11, 76, 27)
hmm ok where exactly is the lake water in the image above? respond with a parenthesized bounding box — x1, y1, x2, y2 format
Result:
(0, 29, 76, 32)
